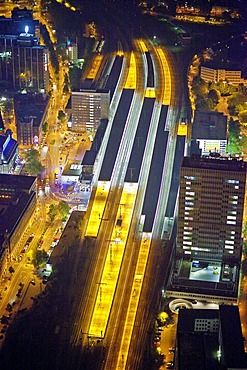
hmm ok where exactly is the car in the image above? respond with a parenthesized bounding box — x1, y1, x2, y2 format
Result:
(169, 347, 175, 353)
(166, 361, 174, 369)
(21, 249, 26, 253)
(30, 280, 36, 286)
(3, 287, 7, 291)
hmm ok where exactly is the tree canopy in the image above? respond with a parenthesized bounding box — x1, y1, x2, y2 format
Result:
(25, 149, 45, 176)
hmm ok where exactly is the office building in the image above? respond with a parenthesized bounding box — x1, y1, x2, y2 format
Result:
(166, 156, 246, 304)
(200, 65, 246, 86)
(0, 8, 49, 92)
(177, 156, 246, 262)
(71, 89, 110, 132)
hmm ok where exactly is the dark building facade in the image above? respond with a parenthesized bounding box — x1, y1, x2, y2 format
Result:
(0, 174, 36, 277)
(14, 93, 49, 146)
(0, 8, 49, 92)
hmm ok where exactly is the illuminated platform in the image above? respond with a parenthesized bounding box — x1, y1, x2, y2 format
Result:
(124, 52, 137, 89)
(85, 181, 110, 237)
(116, 233, 152, 369)
(178, 123, 187, 136)
(157, 48, 171, 105)
(88, 183, 138, 338)
(145, 88, 156, 98)
(87, 54, 104, 80)
(137, 39, 148, 53)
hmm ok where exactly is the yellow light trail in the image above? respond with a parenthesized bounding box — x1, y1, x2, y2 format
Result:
(85, 181, 110, 237)
(116, 233, 152, 369)
(124, 52, 137, 89)
(157, 48, 171, 105)
(88, 183, 138, 338)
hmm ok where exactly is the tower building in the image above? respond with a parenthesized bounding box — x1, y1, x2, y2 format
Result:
(166, 156, 247, 304)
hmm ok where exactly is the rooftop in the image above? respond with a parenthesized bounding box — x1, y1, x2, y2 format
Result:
(182, 155, 247, 172)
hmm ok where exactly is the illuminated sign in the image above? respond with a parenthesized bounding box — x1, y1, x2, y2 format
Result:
(3, 135, 10, 151)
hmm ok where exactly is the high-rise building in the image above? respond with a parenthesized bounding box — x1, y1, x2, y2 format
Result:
(177, 156, 246, 263)
(0, 8, 49, 92)
(166, 156, 247, 304)
(71, 89, 110, 132)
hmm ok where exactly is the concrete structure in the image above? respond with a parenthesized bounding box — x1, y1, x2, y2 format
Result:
(80, 119, 108, 185)
(0, 8, 49, 92)
(176, 308, 219, 370)
(175, 306, 247, 370)
(166, 156, 246, 304)
(71, 89, 110, 132)
(192, 111, 227, 155)
(0, 174, 36, 277)
(61, 160, 82, 184)
(219, 305, 247, 369)
(14, 93, 49, 147)
(200, 65, 246, 86)
(0, 130, 18, 173)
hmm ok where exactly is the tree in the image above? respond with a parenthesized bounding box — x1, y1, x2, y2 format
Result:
(42, 121, 49, 133)
(58, 201, 70, 221)
(25, 160, 45, 176)
(9, 266, 15, 274)
(239, 110, 247, 125)
(208, 89, 220, 104)
(157, 312, 168, 326)
(191, 76, 209, 97)
(58, 110, 66, 122)
(242, 258, 247, 276)
(25, 148, 39, 161)
(48, 204, 57, 222)
(25, 148, 45, 176)
(48, 201, 70, 222)
(33, 249, 49, 268)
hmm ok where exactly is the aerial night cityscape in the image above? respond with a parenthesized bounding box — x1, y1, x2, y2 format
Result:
(0, 0, 247, 369)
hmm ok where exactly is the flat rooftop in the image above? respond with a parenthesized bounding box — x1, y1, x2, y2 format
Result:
(167, 258, 240, 300)
(182, 155, 247, 172)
